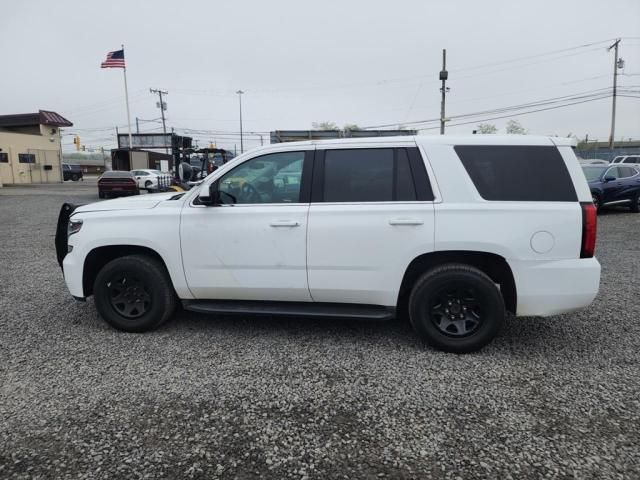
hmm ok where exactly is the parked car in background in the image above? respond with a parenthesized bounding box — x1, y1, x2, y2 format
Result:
(579, 158, 609, 165)
(582, 164, 640, 211)
(97, 171, 139, 198)
(131, 169, 172, 190)
(611, 155, 640, 165)
(62, 164, 83, 181)
(57, 135, 600, 353)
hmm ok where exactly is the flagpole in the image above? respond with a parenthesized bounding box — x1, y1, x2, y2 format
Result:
(121, 44, 133, 151)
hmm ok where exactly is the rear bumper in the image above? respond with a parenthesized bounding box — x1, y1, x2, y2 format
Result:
(511, 257, 601, 316)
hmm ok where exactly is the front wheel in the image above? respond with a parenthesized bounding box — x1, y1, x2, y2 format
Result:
(408, 264, 505, 353)
(630, 194, 640, 213)
(93, 255, 177, 332)
(592, 193, 601, 211)
(71, 174, 79, 181)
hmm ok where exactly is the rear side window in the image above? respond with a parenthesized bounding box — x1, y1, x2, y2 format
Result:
(623, 156, 640, 164)
(618, 166, 637, 178)
(319, 148, 432, 202)
(454, 145, 577, 201)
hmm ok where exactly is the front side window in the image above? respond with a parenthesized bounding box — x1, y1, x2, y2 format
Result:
(623, 156, 640, 164)
(18, 153, 36, 164)
(218, 151, 305, 204)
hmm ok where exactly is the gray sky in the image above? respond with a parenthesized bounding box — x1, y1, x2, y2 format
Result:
(2, 0, 639, 152)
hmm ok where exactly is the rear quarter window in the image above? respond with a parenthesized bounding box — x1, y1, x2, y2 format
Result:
(454, 145, 578, 202)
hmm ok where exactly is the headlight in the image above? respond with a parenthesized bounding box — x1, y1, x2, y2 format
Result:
(68, 218, 83, 237)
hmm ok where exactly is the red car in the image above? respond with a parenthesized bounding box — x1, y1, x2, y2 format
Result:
(98, 171, 140, 199)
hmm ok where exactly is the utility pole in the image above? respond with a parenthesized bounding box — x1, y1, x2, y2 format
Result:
(136, 117, 139, 134)
(439, 49, 449, 135)
(150, 88, 169, 153)
(608, 39, 622, 149)
(236, 90, 244, 153)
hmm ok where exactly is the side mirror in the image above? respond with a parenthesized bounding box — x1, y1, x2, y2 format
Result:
(604, 175, 616, 182)
(198, 182, 219, 206)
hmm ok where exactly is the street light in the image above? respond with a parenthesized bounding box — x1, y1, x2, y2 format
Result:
(236, 90, 244, 153)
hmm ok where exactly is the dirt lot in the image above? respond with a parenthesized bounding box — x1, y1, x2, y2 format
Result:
(0, 182, 639, 479)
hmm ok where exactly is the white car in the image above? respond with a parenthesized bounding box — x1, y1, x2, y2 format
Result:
(131, 169, 172, 190)
(56, 135, 600, 353)
(611, 155, 640, 166)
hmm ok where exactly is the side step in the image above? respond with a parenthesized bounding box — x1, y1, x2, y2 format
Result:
(182, 300, 395, 321)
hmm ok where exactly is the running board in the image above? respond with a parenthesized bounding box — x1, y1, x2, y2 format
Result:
(182, 300, 395, 321)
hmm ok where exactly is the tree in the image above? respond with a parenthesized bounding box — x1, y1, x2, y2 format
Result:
(343, 123, 360, 131)
(476, 123, 498, 134)
(312, 121, 338, 131)
(505, 119, 527, 135)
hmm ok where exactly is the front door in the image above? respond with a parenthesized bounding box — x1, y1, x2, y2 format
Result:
(180, 149, 313, 301)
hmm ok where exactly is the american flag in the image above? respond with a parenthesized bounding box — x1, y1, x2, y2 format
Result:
(100, 49, 125, 68)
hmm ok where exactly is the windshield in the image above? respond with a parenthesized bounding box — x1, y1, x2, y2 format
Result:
(582, 166, 606, 181)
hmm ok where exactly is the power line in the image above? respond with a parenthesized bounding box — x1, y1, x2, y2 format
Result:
(418, 95, 612, 131)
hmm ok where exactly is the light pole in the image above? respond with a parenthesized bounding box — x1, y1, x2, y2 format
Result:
(236, 90, 244, 153)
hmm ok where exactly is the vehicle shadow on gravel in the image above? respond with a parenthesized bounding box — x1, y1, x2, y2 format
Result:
(154, 306, 598, 357)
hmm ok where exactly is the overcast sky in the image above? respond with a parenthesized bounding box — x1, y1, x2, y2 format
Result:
(2, 0, 639, 152)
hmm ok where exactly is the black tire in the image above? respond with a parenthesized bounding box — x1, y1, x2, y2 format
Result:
(630, 194, 640, 213)
(145, 180, 153, 189)
(71, 174, 79, 181)
(93, 255, 177, 332)
(98, 191, 105, 199)
(592, 193, 601, 212)
(408, 263, 505, 353)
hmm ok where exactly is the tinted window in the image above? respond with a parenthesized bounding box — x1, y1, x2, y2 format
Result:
(218, 151, 305, 204)
(324, 149, 393, 202)
(455, 145, 577, 201)
(618, 166, 637, 178)
(396, 149, 417, 201)
(322, 148, 421, 202)
(623, 156, 640, 164)
(103, 171, 134, 178)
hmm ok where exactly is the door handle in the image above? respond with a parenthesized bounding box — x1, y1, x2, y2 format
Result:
(389, 218, 424, 226)
(270, 220, 300, 227)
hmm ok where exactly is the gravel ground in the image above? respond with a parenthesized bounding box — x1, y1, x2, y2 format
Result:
(1, 184, 639, 479)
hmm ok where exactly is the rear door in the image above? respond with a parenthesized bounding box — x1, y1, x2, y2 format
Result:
(618, 166, 640, 200)
(306, 144, 435, 306)
(601, 166, 624, 203)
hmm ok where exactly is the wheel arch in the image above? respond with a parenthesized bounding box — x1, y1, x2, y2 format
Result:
(82, 245, 169, 297)
(397, 250, 517, 315)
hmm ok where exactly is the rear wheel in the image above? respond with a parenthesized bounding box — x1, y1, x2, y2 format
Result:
(145, 180, 153, 189)
(408, 264, 505, 353)
(98, 191, 105, 199)
(71, 173, 79, 181)
(630, 194, 640, 213)
(93, 255, 177, 332)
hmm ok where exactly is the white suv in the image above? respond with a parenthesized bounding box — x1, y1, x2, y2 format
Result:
(55, 135, 600, 352)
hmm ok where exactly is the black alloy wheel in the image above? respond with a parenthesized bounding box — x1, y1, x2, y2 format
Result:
(93, 255, 177, 332)
(430, 285, 482, 337)
(409, 264, 505, 353)
(106, 273, 151, 319)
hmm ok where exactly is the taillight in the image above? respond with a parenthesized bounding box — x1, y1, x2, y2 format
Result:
(580, 202, 597, 258)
